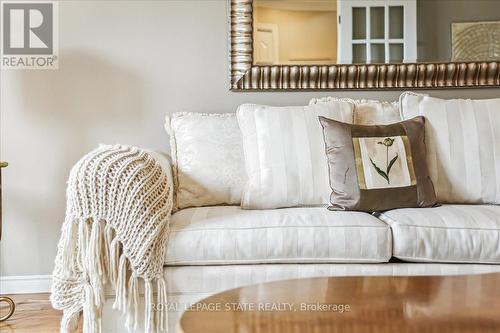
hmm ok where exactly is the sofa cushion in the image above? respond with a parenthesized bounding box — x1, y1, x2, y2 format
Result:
(166, 112, 246, 210)
(400, 92, 500, 204)
(352, 100, 401, 125)
(379, 205, 500, 263)
(237, 102, 353, 209)
(165, 206, 392, 265)
(310, 97, 401, 125)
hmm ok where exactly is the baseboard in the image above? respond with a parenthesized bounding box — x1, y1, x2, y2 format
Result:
(0, 275, 52, 294)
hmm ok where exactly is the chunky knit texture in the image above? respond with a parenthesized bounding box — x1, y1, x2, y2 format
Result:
(51, 145, 173, 333)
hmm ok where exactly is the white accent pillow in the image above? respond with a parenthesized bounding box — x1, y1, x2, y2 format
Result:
(166, 112, 245, 210)
(237, 102, 353, 209)
(310, 97, 401, 125)
(352, 100, 401, 125)
(400, 92, 500, 204)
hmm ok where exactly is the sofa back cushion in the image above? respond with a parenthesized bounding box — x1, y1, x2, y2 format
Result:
(400, 92, 500, 204)
(166, 112, 245, 210)
(237, 102, 353, 209)
(310, 97, 401, 125)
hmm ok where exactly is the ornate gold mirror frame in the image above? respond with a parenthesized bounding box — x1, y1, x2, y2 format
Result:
(229, 0, 500, 91)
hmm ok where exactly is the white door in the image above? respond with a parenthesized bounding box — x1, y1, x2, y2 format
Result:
(254, 23, 279, 65)
(337, 0, 416, 64)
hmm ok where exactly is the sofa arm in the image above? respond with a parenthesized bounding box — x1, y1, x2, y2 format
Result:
(52, 144, 174, 333)
(63, 145, 175, 218)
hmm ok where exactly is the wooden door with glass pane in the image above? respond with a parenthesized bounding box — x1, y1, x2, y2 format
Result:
(337, 0, 416, 64)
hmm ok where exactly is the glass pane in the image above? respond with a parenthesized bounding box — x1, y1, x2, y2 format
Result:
(371, 43, 385, 63)
(390, 43, 404, 62)
(389, 6, 404, 39)
(353, 44, 366, 63)
(370, 7, 385, 39)
(352, 7, 366, 39)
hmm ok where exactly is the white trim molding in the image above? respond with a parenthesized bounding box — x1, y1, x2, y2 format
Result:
(0, 275, 52, 294)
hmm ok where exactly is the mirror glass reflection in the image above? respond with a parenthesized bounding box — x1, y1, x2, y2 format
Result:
(253, 0, 500, 65)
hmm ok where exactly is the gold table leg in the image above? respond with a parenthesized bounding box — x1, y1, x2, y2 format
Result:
(0, 163, 15, 321)
(0, 296, 15, 321)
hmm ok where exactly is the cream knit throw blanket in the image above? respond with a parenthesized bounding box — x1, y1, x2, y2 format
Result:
(51, 144, 173, 333)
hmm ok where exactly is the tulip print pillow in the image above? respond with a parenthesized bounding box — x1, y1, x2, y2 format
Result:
(319, 116, 437, 212)
(355, 136, 414, 189)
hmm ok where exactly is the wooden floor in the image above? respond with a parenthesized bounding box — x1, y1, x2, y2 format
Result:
(0, 293, 82, 333)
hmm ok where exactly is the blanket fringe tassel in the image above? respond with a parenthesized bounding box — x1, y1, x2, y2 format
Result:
(60, 218, 169, 333)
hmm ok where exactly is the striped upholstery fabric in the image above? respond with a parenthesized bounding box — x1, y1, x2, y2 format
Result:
(380, 205, 500, 263)
(165, 206, 391, 265)
(400, 93, 500, 204)
(237, 102, 353, 209)
(309, 97, 402, 125)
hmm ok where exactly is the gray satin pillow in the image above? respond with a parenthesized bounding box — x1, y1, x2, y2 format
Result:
(319, 116, 437, 212)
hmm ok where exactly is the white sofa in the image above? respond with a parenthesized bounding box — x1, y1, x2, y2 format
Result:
(100, 96, 500, 333)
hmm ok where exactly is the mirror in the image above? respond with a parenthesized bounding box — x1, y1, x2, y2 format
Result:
(252, 0, 500, 65)
(229, 0, 500, 90)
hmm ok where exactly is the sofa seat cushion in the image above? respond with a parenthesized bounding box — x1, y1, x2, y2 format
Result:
(165, 206, 392, 265)
(380, 205, 500, 263)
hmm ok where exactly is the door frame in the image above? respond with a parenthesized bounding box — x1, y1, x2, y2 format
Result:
(253, 23, 279, 65)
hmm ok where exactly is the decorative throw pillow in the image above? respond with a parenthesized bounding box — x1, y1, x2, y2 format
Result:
(237, 101, 354, 209)
(319, 116, 437, 212)
(400, 92, 500, 204)
(310, 97, 401, 125)
(166, 112, 246, 210)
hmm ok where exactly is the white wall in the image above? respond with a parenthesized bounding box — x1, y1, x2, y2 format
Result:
(1, 0, 499, 277)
